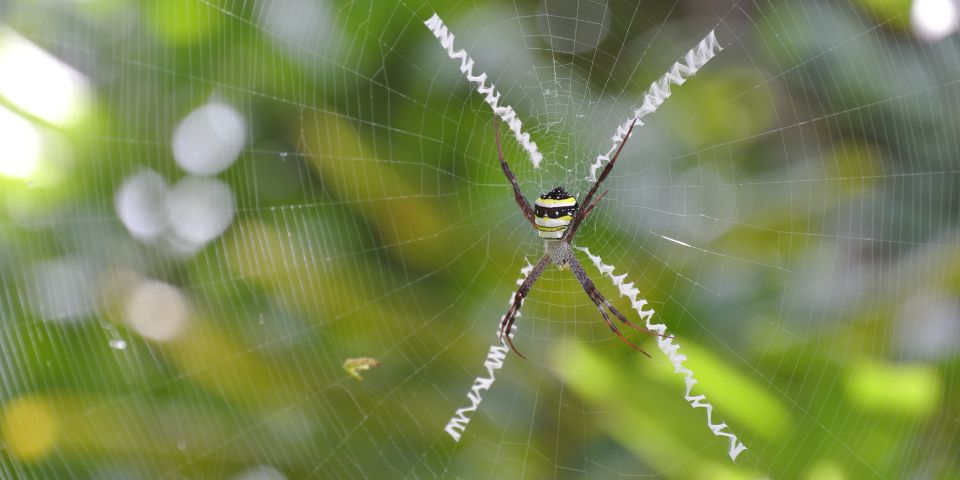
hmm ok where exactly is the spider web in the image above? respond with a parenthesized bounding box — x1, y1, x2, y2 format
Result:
(1, 0, 959, 478)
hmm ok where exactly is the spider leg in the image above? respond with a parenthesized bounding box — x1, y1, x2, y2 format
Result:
(569, 255, 671, 340)
(565, 118, 638, 242)
(579, 189, 609, 221)
(498, 254, 552, 358)
(568, 255, 654, 357)
(500, 303, 525, 359)
(598, 297, 673, 340)
(585, 285, 651, 358)
(495, 119, 536, 228)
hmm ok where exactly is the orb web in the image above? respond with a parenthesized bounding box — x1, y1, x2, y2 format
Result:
(1, 0, 959, 479)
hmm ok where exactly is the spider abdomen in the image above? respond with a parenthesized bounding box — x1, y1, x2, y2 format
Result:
(534, 187, 578, 239)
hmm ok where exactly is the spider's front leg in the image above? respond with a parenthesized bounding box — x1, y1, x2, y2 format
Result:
(494, 119, 537, 228)
(565, 119, 638, 242)
(578, 189, 609, 222)
(499, 254, 552, 358)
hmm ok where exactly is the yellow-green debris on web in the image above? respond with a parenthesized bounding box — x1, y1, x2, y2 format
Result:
(343, 357, 381, 381)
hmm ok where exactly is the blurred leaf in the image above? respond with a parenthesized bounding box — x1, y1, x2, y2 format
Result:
(855, 0, 913, 31)
(645, 340, 793, 442)
(300, 111, 448, 271)
(146, 0, 218, 44)
(1, 395, 58, 462)
(552, 342, 754, 479)
(844, 360, 941, 417)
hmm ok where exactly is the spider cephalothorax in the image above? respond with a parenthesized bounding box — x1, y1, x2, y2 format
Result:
(494, 119, 666, 359)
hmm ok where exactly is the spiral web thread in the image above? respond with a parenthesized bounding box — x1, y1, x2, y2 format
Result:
(424, 12, 543, 168)
(576, 247, 748, 461)
(588, 30, 722, 180)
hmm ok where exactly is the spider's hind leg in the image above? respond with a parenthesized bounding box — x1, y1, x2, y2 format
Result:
(567, 256, 651, 357)
(568, 254, 673, 356)
(602, 299, 673, 340)
(586, 284, 651, 358)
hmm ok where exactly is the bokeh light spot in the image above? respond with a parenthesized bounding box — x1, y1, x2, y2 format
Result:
(0, 28, 91, 127)
(115, 171, 235, 253)
(172, 102, 247, 176)
(166, 176, 235, 250)
(115, 168, 170, 242)
(0, 105, 41, 180)
(125, 279, 190, 342)
(912, 0, 960, 41)
(2, 396, 58, 462)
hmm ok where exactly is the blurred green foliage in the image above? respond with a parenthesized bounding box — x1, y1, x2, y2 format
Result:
(1, 0, 959, 478)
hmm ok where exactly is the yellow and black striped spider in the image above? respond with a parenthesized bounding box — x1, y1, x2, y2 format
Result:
(495, 119, 665, 359)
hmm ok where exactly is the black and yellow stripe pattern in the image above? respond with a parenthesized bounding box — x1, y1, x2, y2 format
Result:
(534, 187, 578, 239)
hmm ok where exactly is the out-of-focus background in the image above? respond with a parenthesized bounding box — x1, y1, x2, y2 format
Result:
(1, 0, 959, 478)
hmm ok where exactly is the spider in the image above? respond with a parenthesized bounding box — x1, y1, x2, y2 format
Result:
(494, 118, 666, 359)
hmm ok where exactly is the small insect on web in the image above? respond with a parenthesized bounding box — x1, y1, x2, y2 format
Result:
(425, 12, 747, 461)
(342, 357, 381, 381)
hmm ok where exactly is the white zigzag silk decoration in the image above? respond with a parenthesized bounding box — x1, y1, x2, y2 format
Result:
(443, 261, 533, 442)
(588, 30, 722, 180)
(576, 247, 748, 462)
(424, 13, 543, 168)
